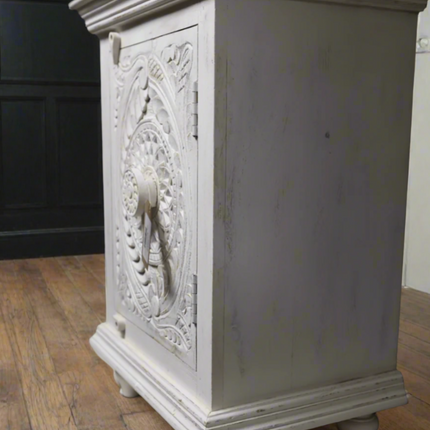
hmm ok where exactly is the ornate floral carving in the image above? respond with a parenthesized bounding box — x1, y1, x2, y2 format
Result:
(122, 170, 141, 217)
(114, 42, 195, 354)
(162, 43, 193, 92)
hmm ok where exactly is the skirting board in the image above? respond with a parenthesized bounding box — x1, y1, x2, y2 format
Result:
(0, 227, 104, 260)
(90, 323, 408, 430)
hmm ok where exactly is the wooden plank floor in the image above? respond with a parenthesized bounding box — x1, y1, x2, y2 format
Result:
(0, 256, 429, 430)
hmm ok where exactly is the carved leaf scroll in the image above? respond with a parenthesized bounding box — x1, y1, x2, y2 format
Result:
(114, 42, 195, 354)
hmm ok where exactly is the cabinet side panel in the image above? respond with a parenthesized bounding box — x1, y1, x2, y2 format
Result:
(220, 0, 416, 407)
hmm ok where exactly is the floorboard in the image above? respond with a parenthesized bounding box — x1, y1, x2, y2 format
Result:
(0, 256, 429, 429)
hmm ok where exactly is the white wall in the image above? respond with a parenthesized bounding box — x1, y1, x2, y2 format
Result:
(404, 3, 430, 294)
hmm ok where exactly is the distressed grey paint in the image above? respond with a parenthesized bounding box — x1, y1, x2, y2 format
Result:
(217, 0, 416, 408)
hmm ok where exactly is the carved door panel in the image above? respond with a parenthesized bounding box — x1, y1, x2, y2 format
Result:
(112, 27, 198, 369)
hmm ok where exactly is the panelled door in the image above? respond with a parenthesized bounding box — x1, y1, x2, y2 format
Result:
(113, 26, 198, 369)
(0, 0, 103, 259)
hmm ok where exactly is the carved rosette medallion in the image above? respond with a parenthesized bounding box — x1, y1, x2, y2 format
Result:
(114, 42, 195, 354)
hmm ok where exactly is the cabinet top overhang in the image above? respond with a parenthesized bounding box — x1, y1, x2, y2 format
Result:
(70, 0, 427, 35)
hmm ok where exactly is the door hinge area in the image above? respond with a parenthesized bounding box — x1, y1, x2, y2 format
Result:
(191, 81, 198, 139)
(188, 274, 197, 326)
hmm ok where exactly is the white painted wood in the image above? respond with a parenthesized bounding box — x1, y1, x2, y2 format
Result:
(97, 5, 218, 414)
(91, 323, 406, 430)
(403, 2, 430, 294)
(300, 0, 426, 12)
(337, 414, 379, 430)
(216, 0, 418, 408)
(194, 0, 221, 411)
(109, 32, 121, 65)
(99, 36, 116, 329)
(69, 0, 428, 36)
(71, 0, 424, 428)
(113, 370, 139, 398)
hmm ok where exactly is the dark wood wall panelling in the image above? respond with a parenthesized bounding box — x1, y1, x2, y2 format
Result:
(0, 0, 104, 259)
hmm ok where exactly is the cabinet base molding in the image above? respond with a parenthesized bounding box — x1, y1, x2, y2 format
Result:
(91, 323, 407, 430)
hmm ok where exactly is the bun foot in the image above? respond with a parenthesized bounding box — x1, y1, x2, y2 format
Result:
(337, 413, 379, 430)
(114, 370, 139, 398)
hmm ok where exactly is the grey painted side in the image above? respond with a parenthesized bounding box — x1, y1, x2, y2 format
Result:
(215, 0, 417, 408)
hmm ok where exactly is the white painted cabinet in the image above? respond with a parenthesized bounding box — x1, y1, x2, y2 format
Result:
(70, 1, 426, 429)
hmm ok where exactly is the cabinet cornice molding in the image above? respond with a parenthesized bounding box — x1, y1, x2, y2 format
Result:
(69, 0, 427, 35)
(69, 0, 193, 35)
(305, 0, 428, 13)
